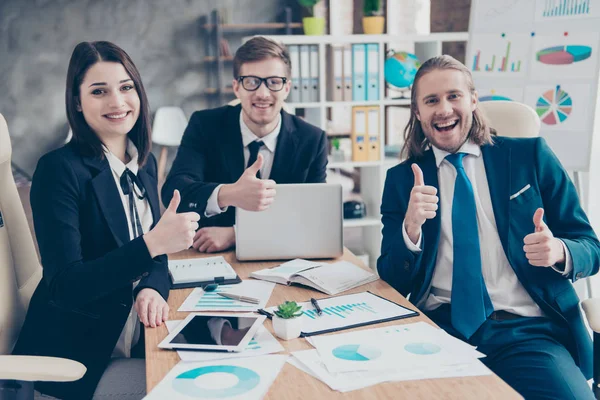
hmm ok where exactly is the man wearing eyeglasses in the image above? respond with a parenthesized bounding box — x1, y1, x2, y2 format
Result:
(162, 36, 328, 253)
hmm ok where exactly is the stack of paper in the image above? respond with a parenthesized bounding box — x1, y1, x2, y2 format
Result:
(288, 322, 491, 392)
(178, 280, 275, 312)
(145, 355, 287, 400)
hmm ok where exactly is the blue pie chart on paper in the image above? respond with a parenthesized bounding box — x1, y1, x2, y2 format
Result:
(332, 344, 382, 361)
(404, 342, 442, 355)
(172, 365, 260, 398)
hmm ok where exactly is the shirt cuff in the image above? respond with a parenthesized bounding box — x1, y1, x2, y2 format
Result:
(551, 239, 573, 277)
(402, 219, 422, 252)
(205, 184, 228, 217)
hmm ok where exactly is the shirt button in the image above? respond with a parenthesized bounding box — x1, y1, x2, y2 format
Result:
(188, 202, 197, 208)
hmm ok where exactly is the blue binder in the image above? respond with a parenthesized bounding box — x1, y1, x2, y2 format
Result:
(366, 44, 379, 101)
(352, 44, 366, 102)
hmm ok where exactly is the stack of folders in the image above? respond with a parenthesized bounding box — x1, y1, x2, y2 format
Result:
(351, 105, 380, 162)
(326, 44, 380, 102)
(288, 321, 492, 393)
(288, 44, 320, 103)
(249, 259, 377, 296)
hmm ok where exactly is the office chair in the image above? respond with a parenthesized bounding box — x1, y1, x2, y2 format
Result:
(480, 100, 599, 397)
(152, 107, 187, 184)
(0, 114, 86, 400)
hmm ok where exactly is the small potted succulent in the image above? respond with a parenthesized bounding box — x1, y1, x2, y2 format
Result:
(297, 0, 325, 35)
(363, 0, 385, 35)
(272, 301, 303, 340)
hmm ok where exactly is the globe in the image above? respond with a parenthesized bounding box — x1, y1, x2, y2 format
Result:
(384, 51, 421, 91)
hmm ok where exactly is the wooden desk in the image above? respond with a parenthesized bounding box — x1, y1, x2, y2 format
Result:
(146, 249, 521, 399)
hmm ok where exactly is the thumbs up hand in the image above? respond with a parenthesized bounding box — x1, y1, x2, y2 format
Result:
(404, 164, 439, 245)
(217, 154, 277, 212)
(143, 190, 200, 258)
(523, 208, 565, 267)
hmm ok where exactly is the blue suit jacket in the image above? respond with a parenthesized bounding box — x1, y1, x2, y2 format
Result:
(377, 136, 599, 379)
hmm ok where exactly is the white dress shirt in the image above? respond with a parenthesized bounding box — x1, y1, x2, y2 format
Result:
(204, 112, 282, 217)
(104, 139, 154, 358)
(402, 141, 572, 317)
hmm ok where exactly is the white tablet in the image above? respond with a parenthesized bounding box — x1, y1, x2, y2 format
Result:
(158, 313, 266, 352)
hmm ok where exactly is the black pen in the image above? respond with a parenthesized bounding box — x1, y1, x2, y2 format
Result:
(256, 308, 273, 320)
(310, 298, 323, 316)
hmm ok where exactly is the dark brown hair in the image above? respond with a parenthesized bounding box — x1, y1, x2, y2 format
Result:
(402, 55, 494, 160)
(233, 36, 292, 79)
(65, 41, 152, 165)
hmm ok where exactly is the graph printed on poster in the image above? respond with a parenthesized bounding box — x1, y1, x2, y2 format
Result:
(471, 0, 536, 33)
(524, 83, 592, 131)
(529, 32, 600, 80)
(468, 33, 532, 77)
(535, 0, 599, 22)
(474, 83, 525, 102)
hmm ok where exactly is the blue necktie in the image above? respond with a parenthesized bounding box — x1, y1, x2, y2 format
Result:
(446, 152, 494, 339)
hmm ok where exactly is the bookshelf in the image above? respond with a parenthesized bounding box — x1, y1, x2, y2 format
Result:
(247, 33, 469, 269)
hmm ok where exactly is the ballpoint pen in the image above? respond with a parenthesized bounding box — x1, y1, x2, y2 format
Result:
(310, 297, 323, 316)
(217, 292, 260, 304)
(256, 308, 273, 319)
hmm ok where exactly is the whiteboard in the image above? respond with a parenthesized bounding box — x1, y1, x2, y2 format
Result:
(468, 0, 600, 171)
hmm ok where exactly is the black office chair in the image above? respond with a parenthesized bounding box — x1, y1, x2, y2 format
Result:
(583, 298, 600, 398)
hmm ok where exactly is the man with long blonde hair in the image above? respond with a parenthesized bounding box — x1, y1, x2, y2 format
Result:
(377, 55, 598, 399)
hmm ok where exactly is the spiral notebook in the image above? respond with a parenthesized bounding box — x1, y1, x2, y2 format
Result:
(168, 256, 241, 289)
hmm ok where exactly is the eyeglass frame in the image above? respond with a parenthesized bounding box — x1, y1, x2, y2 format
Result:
(237, 75, 289, 92)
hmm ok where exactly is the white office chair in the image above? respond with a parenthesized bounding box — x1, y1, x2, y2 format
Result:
(0, 114, 86, 399)
(478, 100, 541, 138)
(152, 107, 187, 183)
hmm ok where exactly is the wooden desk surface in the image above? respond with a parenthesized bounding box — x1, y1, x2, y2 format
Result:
(146, 249, 521, 399)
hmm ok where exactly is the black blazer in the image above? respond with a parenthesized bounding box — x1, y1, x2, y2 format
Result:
(161, 104, 328, 227)
(13, 143, 169, 400)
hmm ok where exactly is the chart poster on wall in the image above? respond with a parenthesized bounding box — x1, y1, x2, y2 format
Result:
(468, 33, 532, 77)
(471, 0, 535, 33)
(529, 32, 600, 80)
(474, 84, 525, 102)
(535, 0, 599, 22)
(523, 83, 592, 132)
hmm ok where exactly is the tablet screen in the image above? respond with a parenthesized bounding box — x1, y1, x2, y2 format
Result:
(170, 315, 258, 347)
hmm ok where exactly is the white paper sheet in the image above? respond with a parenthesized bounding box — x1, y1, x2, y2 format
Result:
(178, 280, 275, 312)
(144, 355, 287, 400)
(165, 320, 284, 363)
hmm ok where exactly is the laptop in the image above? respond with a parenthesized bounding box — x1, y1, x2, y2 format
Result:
(235, 183, 343, 261)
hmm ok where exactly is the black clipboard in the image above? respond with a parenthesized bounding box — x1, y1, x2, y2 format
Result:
(258, 291, 419, 337)
(169, 274, 242, 290)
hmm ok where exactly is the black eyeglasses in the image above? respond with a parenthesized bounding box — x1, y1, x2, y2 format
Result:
(238, 76, 288, 92)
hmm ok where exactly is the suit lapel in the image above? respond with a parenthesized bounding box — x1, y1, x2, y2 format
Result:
(138, 168, 160, 228)
(223, 105, 245, 182)
(482, 137, 511, 255)
(269, 111, 298, 182)
(83, 155, 130, 247)
(417, 150, 441, 298)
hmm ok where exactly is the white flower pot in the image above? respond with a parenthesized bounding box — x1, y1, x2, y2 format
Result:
(272, 315, 302, 340)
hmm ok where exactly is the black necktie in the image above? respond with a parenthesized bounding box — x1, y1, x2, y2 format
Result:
(119, 168, 146, 239)
(247, 141, 264, 179)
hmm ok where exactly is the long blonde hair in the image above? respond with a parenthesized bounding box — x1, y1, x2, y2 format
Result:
(401, 55, 494, 160)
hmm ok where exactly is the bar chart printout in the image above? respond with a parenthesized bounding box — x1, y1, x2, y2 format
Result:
(541, 0, 590, 17)
(472, 41, 521, 73)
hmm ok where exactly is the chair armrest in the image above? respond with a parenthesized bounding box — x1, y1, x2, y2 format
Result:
(582, 298, 600, 333)
(0, 356, 86, 382)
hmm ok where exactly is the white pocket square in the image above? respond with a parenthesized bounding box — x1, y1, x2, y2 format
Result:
(510, 184, 531, 200)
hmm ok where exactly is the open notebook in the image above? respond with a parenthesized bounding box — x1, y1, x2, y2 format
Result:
(168, 256, 241, 289)
(249, 259, 377, 295)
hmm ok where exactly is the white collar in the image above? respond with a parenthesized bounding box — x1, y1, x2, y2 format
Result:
(239, 112, 281, 152)
(103, 139, 140, 176)
(431, 139, 481, 168)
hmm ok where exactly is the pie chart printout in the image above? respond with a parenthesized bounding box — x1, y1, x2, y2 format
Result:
(536, 86, 572, 125)
(536, 45, 592, 65)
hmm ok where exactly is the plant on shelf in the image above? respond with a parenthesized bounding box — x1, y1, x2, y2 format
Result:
(297, 0, 325, 35)
(272, 301, 303, 340)
(363, 0, 385, 34)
